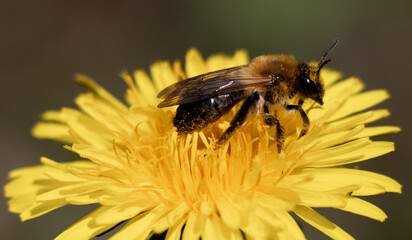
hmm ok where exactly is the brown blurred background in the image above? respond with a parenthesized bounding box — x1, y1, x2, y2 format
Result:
(1, 1, 411, 239)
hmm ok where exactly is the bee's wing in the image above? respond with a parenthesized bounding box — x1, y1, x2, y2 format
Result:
(157, 65, 272, 108)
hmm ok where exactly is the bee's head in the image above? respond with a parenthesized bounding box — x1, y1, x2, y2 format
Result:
(295, 38, 339, 105)
(296, 63, 325, 105)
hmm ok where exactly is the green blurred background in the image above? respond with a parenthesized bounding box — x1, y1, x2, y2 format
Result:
(1, 1, 411, 239)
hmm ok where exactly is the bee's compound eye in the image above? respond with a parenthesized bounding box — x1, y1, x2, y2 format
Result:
(301, 76, 315, 88)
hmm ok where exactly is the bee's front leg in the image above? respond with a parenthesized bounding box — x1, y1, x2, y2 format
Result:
(263, 102, 284, 153)
(285, 104, 309, 138)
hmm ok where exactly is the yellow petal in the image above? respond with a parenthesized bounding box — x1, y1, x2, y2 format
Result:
(284, 168, 401, 196)
(254, 192, 295, 211)
(321, 69, 343, 87)
(5, 165, 51, 213)
(202, 214, 243, 240)
(313, 125, 400, 151)
(323, 77, 364, 104)
(150, 61, 177, 91)
(215, 199, 241, 230)
(6, 160, 96, 198)
(93, 200, 154, 225)
(301, 138, 371, 167)
(75, 74, 129, 113)
(165, 216, 186, 240)
(7, 164, 48, 180)
(272, 187, 349, 208)
(120, 70, 138, 106)
(20, 199, 67, 221)
(205, 53, 233, 71)
(340, 197, 387, 222)
(110, 205, 166, 240)
(205, 50, 248, 72)
(322, 109, 390, 134)
(69, 144, 125, 170)
(35, 182, 101, 202)
(31, 122, 73, 143)
(40, 110, 65, 121)
(232, 50, 249, 66)
(65, 193, 106, 205)
(182, 212, 205, 240)
(330, 90, 390, 121)
(134, 69, 158, 102)
(185, 48, 207, 77)
(56, 206, 118, 240)
(274, 212, 306, 240)
(8, 195, 37, 213)
(42, 163, 95, 183)
(74, 93, 135, 137)
(241, 206, 284, 239)
(151, 203, 188, 234)
(301, 140, 395, 167)
(313, 124, 365, 150)
(355, 126, 401, 139)
(61, 108, 113, 149)
(294, 205, 354, 240)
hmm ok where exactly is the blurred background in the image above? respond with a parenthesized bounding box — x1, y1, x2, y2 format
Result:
(1, 0, 411, 239)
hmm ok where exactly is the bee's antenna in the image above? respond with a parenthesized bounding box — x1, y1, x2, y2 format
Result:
(318, 38, 339, 72)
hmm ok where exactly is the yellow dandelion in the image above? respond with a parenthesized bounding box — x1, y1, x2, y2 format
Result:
(5, 48, 401, 240)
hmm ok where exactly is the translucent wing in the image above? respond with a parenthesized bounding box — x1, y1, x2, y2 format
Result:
(157, 65, 272, 107)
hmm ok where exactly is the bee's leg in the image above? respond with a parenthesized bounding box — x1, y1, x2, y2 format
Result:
(216, 93, 259, 146)
(286, 105, 309, 138)
(263, 102, 284, 152)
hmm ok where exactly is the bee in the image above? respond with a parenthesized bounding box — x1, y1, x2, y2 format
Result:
(157, 39, 339, 152)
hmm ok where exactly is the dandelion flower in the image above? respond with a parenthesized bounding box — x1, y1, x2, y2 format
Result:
(5, 48, 401, 239)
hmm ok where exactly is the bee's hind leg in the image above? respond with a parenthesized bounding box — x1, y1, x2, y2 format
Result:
(286, 104, 309, 138)
(263, 103, 284, 152)
(216, 93, 259, 147)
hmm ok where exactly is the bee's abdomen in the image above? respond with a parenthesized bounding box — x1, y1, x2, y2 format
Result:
(174, 91, 246, 133)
